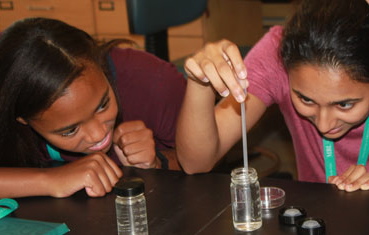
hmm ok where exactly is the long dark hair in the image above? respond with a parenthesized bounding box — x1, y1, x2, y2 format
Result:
(0, 18, 126, 167)
(281, 0, 369, 83)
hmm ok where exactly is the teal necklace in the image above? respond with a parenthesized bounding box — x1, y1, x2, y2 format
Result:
(322, 117, 369, 182)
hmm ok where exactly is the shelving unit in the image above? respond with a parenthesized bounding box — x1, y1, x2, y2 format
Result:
(0, 0, 266, 61)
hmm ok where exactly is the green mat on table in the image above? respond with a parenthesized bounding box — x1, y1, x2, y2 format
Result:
(0, 217, 70, 235)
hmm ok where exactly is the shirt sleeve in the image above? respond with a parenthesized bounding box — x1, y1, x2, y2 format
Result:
(245, 26, 289, 107)
(110, 48, 187, 150)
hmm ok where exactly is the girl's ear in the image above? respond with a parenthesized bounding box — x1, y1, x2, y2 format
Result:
(16, 117, 28, 125)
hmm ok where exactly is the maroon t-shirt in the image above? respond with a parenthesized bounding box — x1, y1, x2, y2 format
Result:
(46, 48, 187, 165)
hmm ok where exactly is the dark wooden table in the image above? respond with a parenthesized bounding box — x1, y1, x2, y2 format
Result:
(13, 167, 369, 235)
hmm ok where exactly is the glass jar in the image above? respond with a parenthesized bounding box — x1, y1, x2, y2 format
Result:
(230, 167, 262, 231)
(113, 177, 149, 235)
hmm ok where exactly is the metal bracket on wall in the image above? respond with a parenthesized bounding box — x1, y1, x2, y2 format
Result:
(98, 1, 115, 11)
(0, 1, 13, 10)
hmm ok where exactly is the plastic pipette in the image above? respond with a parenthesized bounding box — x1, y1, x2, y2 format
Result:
(241, 101, 248, 170)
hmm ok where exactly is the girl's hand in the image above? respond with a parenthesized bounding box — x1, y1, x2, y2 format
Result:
(45, 152, 122, 198)
(184, 39, 249, 103)
(328, 165, 369, 192)
(113, 120, 157, 169)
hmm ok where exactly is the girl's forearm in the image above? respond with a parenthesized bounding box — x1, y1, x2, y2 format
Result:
(0, 167, 51, 198)
(176, 80, 221, 174)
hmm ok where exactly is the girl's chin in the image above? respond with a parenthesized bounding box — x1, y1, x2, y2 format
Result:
(323, 134, 342, 140)
(322, 129, 348, 140)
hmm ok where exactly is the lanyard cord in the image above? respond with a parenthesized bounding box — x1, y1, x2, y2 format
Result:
(46, 144, 64, 162)
(0, 198, 18, 219)
(323, 117, 369, 182)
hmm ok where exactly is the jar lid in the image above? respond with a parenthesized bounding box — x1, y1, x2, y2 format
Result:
(279, 206, 307, 226)
(296, 217, 326, 235)
(113, 177, 145, 197)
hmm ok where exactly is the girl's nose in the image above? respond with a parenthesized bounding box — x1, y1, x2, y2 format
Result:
(315, 109, 335, 134)
(85, 119, 106, 143)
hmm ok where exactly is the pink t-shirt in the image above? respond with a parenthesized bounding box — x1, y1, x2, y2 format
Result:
(245, 26, 368, 183)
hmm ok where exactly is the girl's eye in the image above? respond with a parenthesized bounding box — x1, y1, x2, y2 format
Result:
(61, 127, 78, 137)
(337, 102, 353, 110)
(300, 96, 314, 105)
(97, 97, 110, 112)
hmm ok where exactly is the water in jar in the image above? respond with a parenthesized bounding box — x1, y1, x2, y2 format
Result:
(116, 194, 148, 235)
